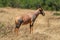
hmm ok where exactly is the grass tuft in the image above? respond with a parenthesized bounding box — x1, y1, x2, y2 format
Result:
(53, 12, 60, 16)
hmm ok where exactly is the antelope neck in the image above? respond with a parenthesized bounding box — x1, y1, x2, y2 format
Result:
(34, 10, 40, 17)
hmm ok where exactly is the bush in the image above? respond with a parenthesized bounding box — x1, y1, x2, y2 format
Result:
(0, 0, 60, 11)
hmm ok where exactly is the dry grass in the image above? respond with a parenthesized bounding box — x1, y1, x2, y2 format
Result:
(0, 7, 60, 40)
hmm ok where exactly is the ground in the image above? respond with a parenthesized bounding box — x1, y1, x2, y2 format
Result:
(0, 7, 60, 40)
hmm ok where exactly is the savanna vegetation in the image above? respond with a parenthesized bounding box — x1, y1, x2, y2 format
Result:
(0, 0, 60, 40)
(0, 0, 60, 11)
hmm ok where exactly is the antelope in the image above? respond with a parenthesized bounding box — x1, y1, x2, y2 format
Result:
(14, 7, 45, 35)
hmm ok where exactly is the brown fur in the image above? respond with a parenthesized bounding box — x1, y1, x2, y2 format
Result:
(14, 8, 45, 35)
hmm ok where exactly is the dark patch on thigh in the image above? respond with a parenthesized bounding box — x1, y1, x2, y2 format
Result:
(18, 19, 23, 24)
(16, 19, 23, 28)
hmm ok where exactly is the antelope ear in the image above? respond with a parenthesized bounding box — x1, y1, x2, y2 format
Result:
(38, 8, 42, 11)
(39, 7, 43, 11)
